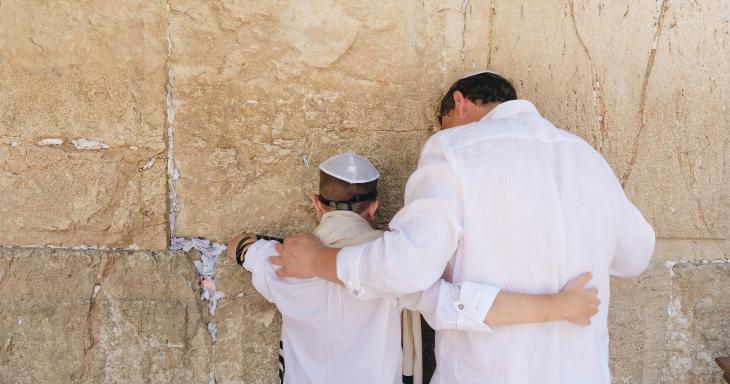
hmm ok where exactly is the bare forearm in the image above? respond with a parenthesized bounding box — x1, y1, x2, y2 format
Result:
(315, 247, 343, 285)
(484, 291, 564, 327)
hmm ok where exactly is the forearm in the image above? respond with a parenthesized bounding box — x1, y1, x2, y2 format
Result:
(484, 291, 564, 327)
(315, 246, 343, 285)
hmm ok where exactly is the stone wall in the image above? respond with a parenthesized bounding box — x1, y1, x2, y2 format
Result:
(0, 1, 727, 383)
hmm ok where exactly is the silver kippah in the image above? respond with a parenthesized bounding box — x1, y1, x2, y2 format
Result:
(319, 152, 380, 184)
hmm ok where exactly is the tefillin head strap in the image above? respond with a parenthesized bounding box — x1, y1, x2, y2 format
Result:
(318, 191, 377, 211)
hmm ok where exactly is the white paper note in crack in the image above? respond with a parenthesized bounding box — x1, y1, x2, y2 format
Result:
(171, 237, 227, 315)
(72, 139, 109, 150)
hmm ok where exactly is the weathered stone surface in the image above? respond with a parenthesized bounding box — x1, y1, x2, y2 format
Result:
(665, 261, 730, 383)
(654, 239, 729, 263)
(213, 254, 281, 383)
(169, 0, 489, 241)
(0, 0, 168, 249)
(608, 263, 671, 383)
(0, 0, 167, 148)
(0, 248, 212, 384)
(0, 1, 728, 383)
(487, 0, 729, 243)
(0, 146, 168, 249)
(608, 261, 730, 384)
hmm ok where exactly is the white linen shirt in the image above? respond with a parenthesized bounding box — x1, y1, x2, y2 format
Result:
(337, 100, 656, 384)
(244, 210, 501, 384)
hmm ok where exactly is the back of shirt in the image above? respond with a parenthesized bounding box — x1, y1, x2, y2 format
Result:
(431, 101, 655, 383)
(244, 211, 402, 384)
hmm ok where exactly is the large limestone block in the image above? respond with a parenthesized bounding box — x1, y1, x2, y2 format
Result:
(169, 0, 489, 240)
(0, 0, 167, 149)
(633, 0, 729, 242)
(0, 0, 169, 249)
(487, 0, 729, 243)
(213, 254, 281, 383)
(0, 146, 168, 249)
(665, 261, 730, 383)
(608, 263, 671, 383)
(0, 248, 212, 384)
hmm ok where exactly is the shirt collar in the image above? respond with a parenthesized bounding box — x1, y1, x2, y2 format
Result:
(481, 100, 540, 121)
(314, 210, 374, 246)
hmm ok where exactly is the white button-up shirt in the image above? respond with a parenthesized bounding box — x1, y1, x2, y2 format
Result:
(337, 100, 656, 384)
(244, 210, 501, 384)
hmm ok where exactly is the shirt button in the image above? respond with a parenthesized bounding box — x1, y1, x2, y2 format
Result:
(458, 303, 465, 310)
(353, 289, 360, 297)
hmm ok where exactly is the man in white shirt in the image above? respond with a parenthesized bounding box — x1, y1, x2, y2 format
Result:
(230, 152, 599, 383)
(270, 71, 656, 383)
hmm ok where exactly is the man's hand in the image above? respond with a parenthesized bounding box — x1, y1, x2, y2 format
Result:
(226, 232, 257, 264)
(556, 272, 600, 325)
(269, 232, 342, 283)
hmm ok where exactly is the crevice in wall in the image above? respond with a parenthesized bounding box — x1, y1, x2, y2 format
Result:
(165, 17, 180, 244)
(171, 237, 226, 384)
(567, 0, 608, 152)
(78, 254, 116, 383)
(486, 0, 496, 67)
(621, 0, 669, 187)
(663, 260, 677, 383)
(163, 4, 219, 382)
(459, 0, 470, 74)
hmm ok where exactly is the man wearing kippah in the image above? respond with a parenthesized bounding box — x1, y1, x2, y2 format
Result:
(271, 72, 656, 383)
(229, 152, 599, 384)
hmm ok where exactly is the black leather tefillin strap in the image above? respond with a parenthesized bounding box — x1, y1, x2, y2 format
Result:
(318, 191, 377, 211)
(235, 234, 284, 266)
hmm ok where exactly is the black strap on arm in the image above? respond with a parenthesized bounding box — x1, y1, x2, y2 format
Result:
(235, 234, 284, 266)
(258, 234, 284, 243)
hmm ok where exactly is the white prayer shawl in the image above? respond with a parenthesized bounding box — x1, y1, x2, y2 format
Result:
(337, 100, 656, 384)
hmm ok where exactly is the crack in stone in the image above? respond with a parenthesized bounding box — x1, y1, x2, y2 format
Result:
(486, 0, 496, 67)
(78, 254, 116, 383)
(621, 0, 669, 187)
(460, 0, 470, 73)
(671, 106, 715, 234)
(0, 253, 16, 287)
(165, 7, 179, 244)
(567, 0, 608, 152)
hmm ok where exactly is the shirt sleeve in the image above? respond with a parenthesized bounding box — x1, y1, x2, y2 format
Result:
(337, 136, 464, 299)
(241, 239, 281, 303)
(398, 279, 500, 333)
(610, 195, 656, 277)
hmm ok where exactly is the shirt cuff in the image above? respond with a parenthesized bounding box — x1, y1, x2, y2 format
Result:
(241, 239, 276, 273)
(453, 282, 501, 332)
(336, 245, 376, 300)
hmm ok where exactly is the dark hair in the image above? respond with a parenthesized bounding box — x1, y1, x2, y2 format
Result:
(319, 170, 378, 214)
(438, 72, 517, 121)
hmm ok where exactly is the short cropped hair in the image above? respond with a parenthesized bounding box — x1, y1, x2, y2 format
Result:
(438, 72, 517, 121)
(319, 170, 378, 214)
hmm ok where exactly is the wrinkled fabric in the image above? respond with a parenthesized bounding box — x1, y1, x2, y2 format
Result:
(337, 100, 655, 384)
(245, 211, 500, 383)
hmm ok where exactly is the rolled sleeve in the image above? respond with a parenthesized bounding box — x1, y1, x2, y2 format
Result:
(401, 279, 500, 333)
(336, 245, 377, 300)
(242, 239, 280, 303)
(453, 282, 501, 332)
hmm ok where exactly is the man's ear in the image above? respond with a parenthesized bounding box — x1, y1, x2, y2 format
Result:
(311, 193, 327, 218)
(453, 90, 469, 117)
(362, 200, 379, 222)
